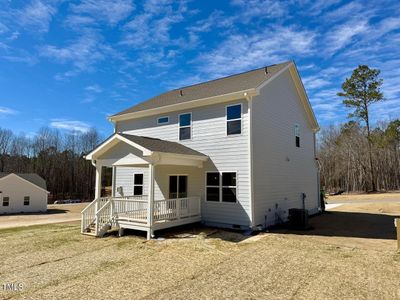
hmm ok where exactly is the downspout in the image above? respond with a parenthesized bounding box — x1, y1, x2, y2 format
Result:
(314, 132, 321, 211)
(245, 92, 255, 229)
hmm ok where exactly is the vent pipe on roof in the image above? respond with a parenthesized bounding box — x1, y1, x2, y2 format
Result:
(179, 90, 183, 96)
(264, 67, 268, 75)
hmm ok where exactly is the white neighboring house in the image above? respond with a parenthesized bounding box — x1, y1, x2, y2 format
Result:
(82, 61, 320, 239)
(0, 173, 49, 214)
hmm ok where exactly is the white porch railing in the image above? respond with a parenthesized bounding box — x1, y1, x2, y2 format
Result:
(81, 196, 201, 237)
(113, 197, 148, 222)
(154, 197, 201, 221)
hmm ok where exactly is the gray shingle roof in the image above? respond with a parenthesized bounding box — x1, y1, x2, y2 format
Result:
(0, 173, 47, 190)
(111, 61, 291, 117)
(119, 133, 207, 157)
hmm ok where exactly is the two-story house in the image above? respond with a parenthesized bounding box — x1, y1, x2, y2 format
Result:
(81, 61, 320, 239)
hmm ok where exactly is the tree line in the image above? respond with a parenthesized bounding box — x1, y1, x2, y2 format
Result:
(318, 65, 400, 193)
(0, 127, 101, 202)
(318, 120, 400, 192)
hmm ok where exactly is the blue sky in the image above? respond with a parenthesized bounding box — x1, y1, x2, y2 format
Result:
(0, 0, 399, 137)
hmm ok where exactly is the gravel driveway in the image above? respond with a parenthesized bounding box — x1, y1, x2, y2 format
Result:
(0, 203, 88, 229)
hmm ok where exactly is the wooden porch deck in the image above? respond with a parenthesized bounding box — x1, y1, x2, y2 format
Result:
(81, 196, 201, 239)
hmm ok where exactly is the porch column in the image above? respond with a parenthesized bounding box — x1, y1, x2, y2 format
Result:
(95, 164, 102, 200)
(147, 163, 155, 239)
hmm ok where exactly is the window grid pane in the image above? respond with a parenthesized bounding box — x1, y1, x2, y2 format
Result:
(227, 120, 241, 135)
(134, 186, 143, 196)
(158, 116, 169, 124)
(179, 127, 191, 140)
(134, 174, 143, 185)
(179, 113, 191, 126)
(206, 172, 219, 186)
(227, 105, 241, 120)
(222, 173, 236, 186)
(222, 172, 237, 203)
(206, 187, 220, 201)
(222, 188, 237, 202)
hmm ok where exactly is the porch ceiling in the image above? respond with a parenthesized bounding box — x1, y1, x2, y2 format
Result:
(85, 133, 208, 167)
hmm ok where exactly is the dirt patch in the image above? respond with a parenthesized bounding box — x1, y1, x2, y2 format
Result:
(0, 203, 88, 229)
(0, 202, 399, 299)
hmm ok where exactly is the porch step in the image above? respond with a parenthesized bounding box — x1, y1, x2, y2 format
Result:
(82, 231, 96, 236)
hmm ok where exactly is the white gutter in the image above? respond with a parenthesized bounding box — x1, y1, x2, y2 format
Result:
(109, 88, 259, 122)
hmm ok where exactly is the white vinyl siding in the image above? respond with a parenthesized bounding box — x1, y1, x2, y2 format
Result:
(116, 99, 251, 227)
(115, 167, 148, 197)
(0, 175, 47, 214)
(251, 69, 319, 227)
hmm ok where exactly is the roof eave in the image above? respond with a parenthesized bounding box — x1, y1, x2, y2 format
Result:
(108, 88, 259, 123)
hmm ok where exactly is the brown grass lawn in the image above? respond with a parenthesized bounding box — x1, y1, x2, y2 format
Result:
(1, 203, 400, 299)
(327, 191, 400, 203)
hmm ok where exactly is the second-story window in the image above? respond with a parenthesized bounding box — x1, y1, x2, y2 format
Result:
(179, 113, 192, 140)
(226, 104, 242, 135)
(157, 116, 169, 125)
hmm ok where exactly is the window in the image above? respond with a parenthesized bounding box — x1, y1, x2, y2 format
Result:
(206, 172, 220, 202)
(24, 196, 30, 206)
(157, 116, 169, 125)
(295, 124, 300, 147)
(169, 175, 188, 199)
(3, 197, 9, 207)
(133, 174, 144, 196)
(222, 172, 237, 202)
(179, 113, 192, 140)
(206, 172, 238, 203)
(226, 104, 242, 135)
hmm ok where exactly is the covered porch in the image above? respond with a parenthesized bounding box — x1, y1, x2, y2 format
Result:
(81, 133, 208, 239)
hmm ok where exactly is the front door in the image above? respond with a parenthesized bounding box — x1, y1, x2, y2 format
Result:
(169, 175, 188, 199)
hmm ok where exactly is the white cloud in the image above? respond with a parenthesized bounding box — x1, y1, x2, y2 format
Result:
(64, 15, 95, 29)
(0, 106, 18, 116)
(325, 19, 369, 55)
(187, 10, 234, 33)
(50, 119, 92, 133)
(40, 33, 107, 79)
(17, 0, 57, 33)
(85, 84, 102, 93)
(303, 0, 342, 16)
(303, 76, 331, 90)
(7, 31, 20, 41)
(196, 26, 316, 77)
(70, 0, 134, 25)
(231, 0, 288, 20)
(0, 22, 9, 34)
(122, 0, 193, 48)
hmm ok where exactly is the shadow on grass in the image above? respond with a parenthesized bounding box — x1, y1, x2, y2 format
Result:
(0, 209, 68, 216)
(106, 223, 254, 243)
(270, 211, 399, 240)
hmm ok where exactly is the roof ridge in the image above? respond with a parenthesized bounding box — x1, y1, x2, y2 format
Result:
(110, 60, 293, 118)
(169, 61, 290, 92)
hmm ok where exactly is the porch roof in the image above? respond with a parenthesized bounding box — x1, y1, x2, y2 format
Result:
(117, 133, 205, 157)
(85, 133, 208, 165)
